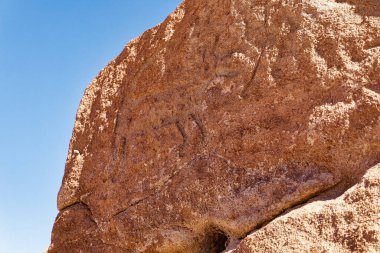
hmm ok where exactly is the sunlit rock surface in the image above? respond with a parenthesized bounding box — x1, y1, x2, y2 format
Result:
(49, 0, 380, 252)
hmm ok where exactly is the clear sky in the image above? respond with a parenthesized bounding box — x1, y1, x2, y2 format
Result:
(0, 1, 181, 252)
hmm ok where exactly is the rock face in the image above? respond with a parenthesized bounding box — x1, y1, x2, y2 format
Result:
(49, 0, 380, 252)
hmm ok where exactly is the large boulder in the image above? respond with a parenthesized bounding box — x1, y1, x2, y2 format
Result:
(49, 0, 380, 252)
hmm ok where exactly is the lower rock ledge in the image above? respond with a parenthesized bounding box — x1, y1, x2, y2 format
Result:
(225, 164, 380, 253)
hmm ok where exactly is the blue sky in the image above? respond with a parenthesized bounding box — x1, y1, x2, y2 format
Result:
(0, 1, 181, 252)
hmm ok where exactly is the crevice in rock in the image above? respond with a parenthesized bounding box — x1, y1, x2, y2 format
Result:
(199, 226, 229, 253)
(60, 200, 85, 212)
(112, 195, 152, 218)
(59, 200, 98, 225)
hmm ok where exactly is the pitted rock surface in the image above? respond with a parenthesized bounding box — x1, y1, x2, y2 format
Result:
(49, 0, 380, 252)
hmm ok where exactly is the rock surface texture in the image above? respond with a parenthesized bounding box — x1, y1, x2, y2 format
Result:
(49, 0, 380, 252)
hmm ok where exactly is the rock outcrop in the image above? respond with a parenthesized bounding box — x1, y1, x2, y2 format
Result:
(49, 0, 380, 252)
(228, 164, 380, 253)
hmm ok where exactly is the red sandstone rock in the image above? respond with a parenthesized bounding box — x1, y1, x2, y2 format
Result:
(49, 0, 380, 252)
